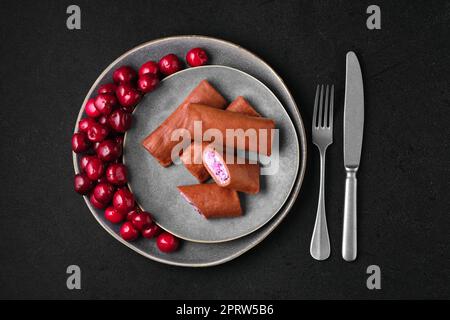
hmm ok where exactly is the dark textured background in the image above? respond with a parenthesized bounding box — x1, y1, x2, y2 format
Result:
(0, 0, 449, 299)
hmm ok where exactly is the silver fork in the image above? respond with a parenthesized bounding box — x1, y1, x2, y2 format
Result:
(310, 84, 334, 261)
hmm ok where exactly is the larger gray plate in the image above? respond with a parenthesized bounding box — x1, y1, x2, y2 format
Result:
(124, 65, 299, 243)
(73, 36, 307, 266)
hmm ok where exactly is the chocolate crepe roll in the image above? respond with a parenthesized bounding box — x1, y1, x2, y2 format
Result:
(180, 141, 211, 182)
(141, 80, 227, 167)
(177, 183, 242, 219)
(202, 145, 260, 194)
(181, 97, 261, 182)
(226, 96, 261, 117)
(186, 104, 274, 156)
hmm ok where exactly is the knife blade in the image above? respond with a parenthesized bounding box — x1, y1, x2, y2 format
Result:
(342, 51, 364, 262)
(344, 51, 364, 168)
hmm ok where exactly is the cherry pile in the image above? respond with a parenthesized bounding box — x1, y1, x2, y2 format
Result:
(72, 48, 209, 254)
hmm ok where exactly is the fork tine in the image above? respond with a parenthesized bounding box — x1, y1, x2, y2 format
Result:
(313, 85, 320, 128)
(318, 85, 324, 127)
(324, 85, 330, 127)
(329, 85, 334, 127)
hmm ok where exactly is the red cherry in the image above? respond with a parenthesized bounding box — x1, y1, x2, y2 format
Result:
(139, 60, 159, 78)
(94, 94, 117, 116)
(78, 118, 96, 133)
(85, 98, 101, 118)
(90, 192, 108, 209)
(80, 155, 95, 172)
(96, 139, 122, 162)
(92, 141, 100, 153)
(142, 223, 161, 239)
(113, 188, 135, 214)
(104, 206, 125, 224)
(126, 209, 140, 221)
(93, 182, 115, 204)
(106, 163, 127, 185)
(74, 173, 94, 195)
(114, 135, 124, 146)
(108, 108, 132, 132)
(87, 122, 109, 142)
(156, 232, 179, 253)
(158, 54, 182, 76)
(120, 222, 139, 241)
(97, 176, 108, 184)
(85, 157, 104, 180)
(132, 212, 153, 231)
(137, 74, 159, 93)
(72, 132, 91, 153)
(186, 48, 208, 67)
(113, 66, 137, 84)
(98, 83, 117, 95)
(116, 83, 142, 112)
(97, 115, 108, 127)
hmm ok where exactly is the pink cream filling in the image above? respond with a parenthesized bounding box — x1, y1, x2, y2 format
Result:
(204, 151, 229, 183)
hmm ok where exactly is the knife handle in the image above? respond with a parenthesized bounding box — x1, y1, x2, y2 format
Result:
(342, 169, 357, 261)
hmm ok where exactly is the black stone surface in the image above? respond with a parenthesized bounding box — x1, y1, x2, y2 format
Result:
(0, 0, 449, 299)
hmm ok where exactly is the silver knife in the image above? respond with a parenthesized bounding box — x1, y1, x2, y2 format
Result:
(342, 51, 364, 262)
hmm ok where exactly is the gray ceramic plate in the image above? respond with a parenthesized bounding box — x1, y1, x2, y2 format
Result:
(73, 36, 307, 266)
(124, 65, 299, 243)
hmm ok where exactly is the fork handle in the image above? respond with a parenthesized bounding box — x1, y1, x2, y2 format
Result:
(342, 169, 357, 261)
(310, 150, 330, 261)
